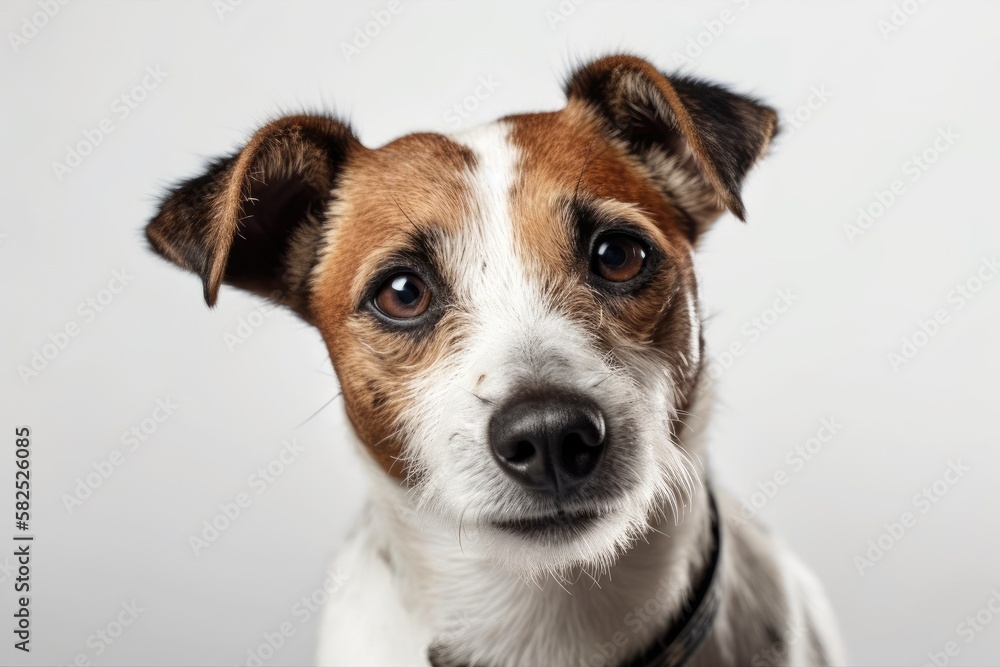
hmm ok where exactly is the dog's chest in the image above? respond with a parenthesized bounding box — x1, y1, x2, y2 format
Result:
(410, 531, 700, 667)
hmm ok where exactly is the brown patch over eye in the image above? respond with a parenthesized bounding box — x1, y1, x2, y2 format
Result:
(592, 234, 647, 283)
(374, 273, 431, 319)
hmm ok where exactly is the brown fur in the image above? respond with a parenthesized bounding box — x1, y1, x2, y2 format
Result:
(310, 133, 478, 476)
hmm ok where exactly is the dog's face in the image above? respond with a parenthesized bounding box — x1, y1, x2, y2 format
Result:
(147, 56, 776, 576)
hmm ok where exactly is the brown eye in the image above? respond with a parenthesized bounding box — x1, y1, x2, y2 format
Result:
(593, 234, 647, 282)
(374, 273, 431, 319)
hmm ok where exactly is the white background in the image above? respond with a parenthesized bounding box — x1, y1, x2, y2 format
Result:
(2, 1, 999, 665)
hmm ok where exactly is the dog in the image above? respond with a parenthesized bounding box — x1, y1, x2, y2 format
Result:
(146, 54, 844, 666)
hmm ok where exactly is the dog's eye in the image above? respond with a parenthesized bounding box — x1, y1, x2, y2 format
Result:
(592, 234, 647, 282)
(374, 273, 431, 319)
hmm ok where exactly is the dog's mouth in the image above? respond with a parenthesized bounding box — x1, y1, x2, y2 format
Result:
(490, 508, 609, 539)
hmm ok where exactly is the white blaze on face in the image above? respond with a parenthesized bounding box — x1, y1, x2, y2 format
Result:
(393, 121, 698, 575)
(401, 121, 589, 505)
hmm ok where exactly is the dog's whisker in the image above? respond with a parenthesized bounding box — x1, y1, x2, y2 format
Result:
(389, 193, 420, 233)
(581, 567, 602, 590)
(295, 392, 342, 428)
(386, 453, 406, 478)
(457, 503, 468, 554)
(550, 570, 573, 595)
(457, 386, 494, 405)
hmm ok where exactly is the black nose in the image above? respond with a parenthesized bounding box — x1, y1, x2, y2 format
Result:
(488, 392, 606, 495)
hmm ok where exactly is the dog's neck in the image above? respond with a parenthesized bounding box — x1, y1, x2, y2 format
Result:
(366, 471, 716, 667)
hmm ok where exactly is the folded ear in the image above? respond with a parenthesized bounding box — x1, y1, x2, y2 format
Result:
(565, 54, 778, 237)
(145, 114, 360, 317)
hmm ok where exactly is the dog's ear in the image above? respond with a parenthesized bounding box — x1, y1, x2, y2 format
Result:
(145, 114, 360, 318)
(565, 54, 778, 238)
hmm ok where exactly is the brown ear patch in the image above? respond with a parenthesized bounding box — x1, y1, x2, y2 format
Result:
(565, 54, 778, 235)
(146, 114, 360, 317)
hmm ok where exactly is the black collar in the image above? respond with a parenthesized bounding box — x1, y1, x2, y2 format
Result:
(618, 488, 724, 667)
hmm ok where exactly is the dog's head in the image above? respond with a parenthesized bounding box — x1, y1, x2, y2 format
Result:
(147, 55, 776, 576)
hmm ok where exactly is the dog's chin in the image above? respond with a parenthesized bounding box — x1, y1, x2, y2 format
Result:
(475, 506, 647, 579)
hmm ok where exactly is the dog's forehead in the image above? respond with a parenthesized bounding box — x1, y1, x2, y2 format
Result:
(339, 130, 479, 236)
(314, 104, 684, 307)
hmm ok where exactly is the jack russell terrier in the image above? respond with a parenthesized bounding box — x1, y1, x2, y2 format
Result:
(147, 55, 844, 666)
